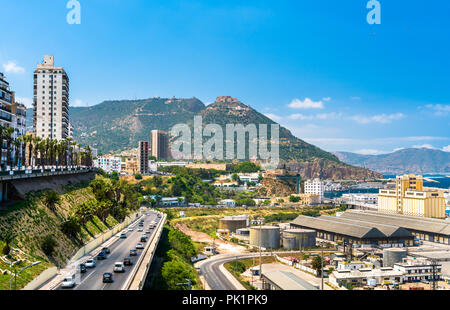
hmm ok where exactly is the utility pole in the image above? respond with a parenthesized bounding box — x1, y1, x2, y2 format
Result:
(321, 248, 324, 290)
(259, 218, 262, 281)
(177, 270, 191, 291)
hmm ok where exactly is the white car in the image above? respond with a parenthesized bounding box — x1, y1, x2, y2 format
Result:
(128, 227, 134, 232)
(113, 262, 125, 273)
(137, 227, 143, 232)
(85, 259, 96, 268)
(61, 276, 76, 289)
(136, 243, 144, 249)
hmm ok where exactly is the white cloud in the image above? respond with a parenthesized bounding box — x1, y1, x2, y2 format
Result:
(288, 112, 341, 121)
(425, 104, 450, 116)
(351, 96, 361, 100)
(323, 97, 331, 102)
(412, 144, 437, 150)
(393, 147, 406, 152)
(2, 61, 25, 74)
(72, 99, 86, 107)
(443, 145, 450, 152)
(15, 97, 33, 108)
(264, 113, 282, 122)
(289, 113, 313, 120)
(288, 98, 324, 109)
(350, 113, 405, 124)
(354, 149, 386, 155)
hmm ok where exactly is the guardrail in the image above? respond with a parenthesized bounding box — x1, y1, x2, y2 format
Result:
(123, 211, 166, 290)
(0, 167, 96, 181)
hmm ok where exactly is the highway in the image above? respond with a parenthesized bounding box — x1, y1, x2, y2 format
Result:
(58, 211, 161, 290)
(199, 253, 271, 290)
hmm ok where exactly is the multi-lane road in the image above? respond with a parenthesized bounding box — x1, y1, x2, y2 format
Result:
(58, 211, 161, 290)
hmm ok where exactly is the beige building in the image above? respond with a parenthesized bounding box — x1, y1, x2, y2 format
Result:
(151, 130, 170, 160)
(33, 55, 70, 140)
(122, 157, 139, 175)
(378, 174, 446, 219)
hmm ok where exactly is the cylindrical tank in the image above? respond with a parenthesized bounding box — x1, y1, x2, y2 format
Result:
(383, 248, 407, 267)
(283, 229, 316, 250)
(249, 226, 281, 249)
(219, 216, 248, 233)
(283, 236, 296, 250)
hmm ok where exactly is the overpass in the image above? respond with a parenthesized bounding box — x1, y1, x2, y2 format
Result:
(0, 167, 96, 202)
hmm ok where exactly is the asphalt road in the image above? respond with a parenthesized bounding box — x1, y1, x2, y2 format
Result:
(200, 254, 270, 290)
(58, 211, 161, 290)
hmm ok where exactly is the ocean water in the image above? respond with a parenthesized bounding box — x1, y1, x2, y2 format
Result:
(383, 174, 450, 190)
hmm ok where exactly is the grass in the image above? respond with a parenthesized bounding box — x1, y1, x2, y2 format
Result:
(224, 256, 277, 290)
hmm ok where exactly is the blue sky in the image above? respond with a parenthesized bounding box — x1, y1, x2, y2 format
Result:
(1, 0, 449, 154)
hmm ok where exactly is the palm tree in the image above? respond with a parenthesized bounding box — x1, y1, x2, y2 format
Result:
(13, 139, 21, 169)
(5, 127, 15, 171)
(0, 125, 5, 171)
(24, 135, 33, 168)
(17, 136, 26, 169)
(32, 137, 42, 168)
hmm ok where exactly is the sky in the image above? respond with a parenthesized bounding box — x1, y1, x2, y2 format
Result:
(1, 0, 449, 155)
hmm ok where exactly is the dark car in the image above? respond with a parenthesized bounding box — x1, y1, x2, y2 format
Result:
(130, 249, 137, 256)
(140, 236, 147, 243)
(120, 233, 127, 239)
(102, 273, 113, 283)
(139, 222, 144, 227)
(79, 263, 87, 273)
(123, 257, 132, 266)
(97, 251, 107, 260)
(102, 247, 111, 254)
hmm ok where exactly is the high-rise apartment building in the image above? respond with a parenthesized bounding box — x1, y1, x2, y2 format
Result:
(33, 55, 70, 140)
(0, 72, 14, 129)
(378, 174, 446, 218)
(151, 130, 170, 160)
(138, 141, 149, 174)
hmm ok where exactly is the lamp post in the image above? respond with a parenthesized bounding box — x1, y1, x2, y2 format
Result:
(5, 229, 26, 290)
(14, 261, 41, 290)
(82, 214, 94, 255)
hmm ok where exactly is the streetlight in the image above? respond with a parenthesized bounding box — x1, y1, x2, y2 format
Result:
(81, 214, 94, 255)
(5, 229, 26, 290)
(14, 261, 41, 290)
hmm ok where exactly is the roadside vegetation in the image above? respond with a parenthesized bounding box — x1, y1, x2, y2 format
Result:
(224, 256, 277, 290)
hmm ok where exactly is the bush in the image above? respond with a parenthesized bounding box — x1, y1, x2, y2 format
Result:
(41, 235, 57, 256)
(134, 174, 143, 180)
(289, 195, 301, 203)
(61, 217, 82, 238)
(42, 190, 61, 211)
(2, 244, 10, 256)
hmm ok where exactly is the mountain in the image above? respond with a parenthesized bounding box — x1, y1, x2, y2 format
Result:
(27, 96, 382, 179)
(334, 148, 450, 174)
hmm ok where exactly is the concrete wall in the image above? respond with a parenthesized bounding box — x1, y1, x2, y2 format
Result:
(22, 267, 58, 290)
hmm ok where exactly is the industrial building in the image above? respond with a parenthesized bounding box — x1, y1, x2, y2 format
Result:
(249, 226, 280, 249)
(261, 270, 319, 290)
(329, 267, 404, 287)
(383, 248, 408, 267)
(378, 174, 446, 218)
(290, 214, 415, 247)
(219, 215, 249, 233)
(341, 210, 450, 245)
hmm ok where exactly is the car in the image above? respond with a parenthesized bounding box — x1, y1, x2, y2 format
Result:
(61, 275, 76, 289)
(79, 263, 87, 273)
(120, 233, 127, 239)
(157, 214, 161, 218)
(102, 247, 111, 254)
(128, 227, 134, 232)
(113, 262, 125, 273)
(136, 243, 144, 249)
(97, 252, 107, 260)
(85, 259, 96, 268)
(145, 230, 151, 234)
(140, 236, 147, 243)
(130, 249, 137, 256)
(138, 222, 144, 227)
(137, 227, 143, 232)
(123, 257, 132, 266)
(102, 272, 114, 283)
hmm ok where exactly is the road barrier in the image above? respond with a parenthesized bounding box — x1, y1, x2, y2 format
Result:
(123, 211, 166, 290)
(22, 267, 58, 290)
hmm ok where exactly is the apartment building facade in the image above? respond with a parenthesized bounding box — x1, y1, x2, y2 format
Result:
(151, 130, 170, 160)
(378, 174, 446, 218)
(94, 156, 122, 173)
(33, 55, 70, 140)
(304, 178, 325, 202)
(138, 141, 149, 174)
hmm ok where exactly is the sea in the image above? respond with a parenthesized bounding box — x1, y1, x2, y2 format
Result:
(324, 174, 450, 199)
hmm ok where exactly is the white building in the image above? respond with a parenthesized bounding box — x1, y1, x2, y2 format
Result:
(341, 193, 378, 205)
(94, 156, 122, 173)
(305, 178, 325, 202)
(33, 55, 70, 140)
(219, 199, 236, 207)
(238, 173, 260, 184)
(393, 257, 442, 283)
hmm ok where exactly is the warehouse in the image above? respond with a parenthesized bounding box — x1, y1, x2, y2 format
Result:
(341, 210, 450, 245)
(261, 270, 319, 290)
(290, 215, 387, 246)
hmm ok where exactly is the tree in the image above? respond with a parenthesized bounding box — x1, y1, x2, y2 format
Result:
(311, 255, 324, 274)
(289, 195, 301, 203)
(161, 259, 192, 290)
(134, 174, 143, 180)
(60, 216, 81, 238)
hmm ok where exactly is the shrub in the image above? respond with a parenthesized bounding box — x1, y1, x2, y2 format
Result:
(289, 195, 301, 203)
(134, 174, 143, 180)
(42, 190, 61, 211)
(41, 235, 57, 256)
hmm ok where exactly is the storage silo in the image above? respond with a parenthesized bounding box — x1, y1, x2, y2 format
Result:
(249, 226, 281, 249)
(283, 229, 316, 250)
(219, 216, 248, 233)
(383, 248, 407, 267)
(283, 236, 296, 250)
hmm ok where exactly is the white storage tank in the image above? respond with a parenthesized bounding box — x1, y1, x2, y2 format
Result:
(249, 226, 281, 249)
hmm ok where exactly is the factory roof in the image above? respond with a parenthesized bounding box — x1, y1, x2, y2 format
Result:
(321, 215, 414, 239)
(262, 270, 319, 290)
(341, 211, 450, 236)
(291, 215, 386, 239)
(331, 268, 403, 280)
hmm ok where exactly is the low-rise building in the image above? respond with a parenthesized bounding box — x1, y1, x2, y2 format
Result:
(94, 155, 122, 173)
(337, 261, 375, 271)
(219, 199, 236, 207)
(330, 267, 404, 287)
(393, 257, 442, 283)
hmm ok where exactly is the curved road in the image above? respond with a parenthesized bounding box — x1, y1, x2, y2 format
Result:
(58, 211, 160, 290)
(199, 253, 271, 290)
